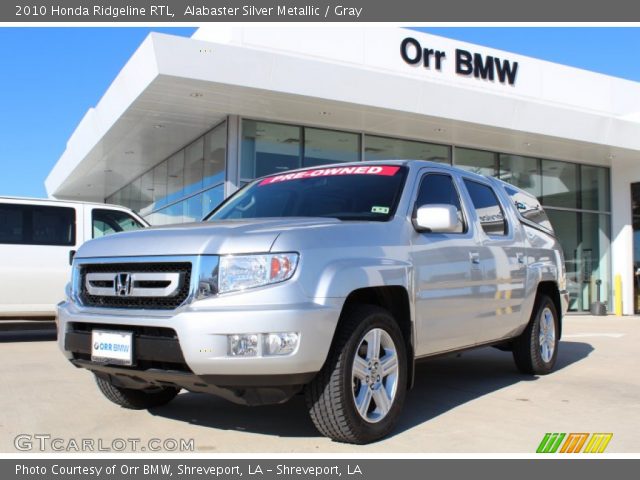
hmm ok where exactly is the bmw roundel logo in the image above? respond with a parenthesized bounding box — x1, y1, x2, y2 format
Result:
(93, 342, 100, 350)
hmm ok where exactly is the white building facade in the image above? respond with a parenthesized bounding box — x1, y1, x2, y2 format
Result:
(45, 27, 640, 315)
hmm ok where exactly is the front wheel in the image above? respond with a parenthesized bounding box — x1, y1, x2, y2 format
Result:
(305, 305, 407, 444)
(512, 295, 559, 375)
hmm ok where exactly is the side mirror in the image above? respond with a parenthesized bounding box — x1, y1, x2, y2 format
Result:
(413, 204, 461, 233)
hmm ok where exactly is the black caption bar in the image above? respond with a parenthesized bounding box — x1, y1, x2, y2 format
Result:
(3, 0, 640, 22)
(3, 459, 638, 480)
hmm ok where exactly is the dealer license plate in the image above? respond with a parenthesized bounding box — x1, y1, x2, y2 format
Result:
(91, 330, 133, 366)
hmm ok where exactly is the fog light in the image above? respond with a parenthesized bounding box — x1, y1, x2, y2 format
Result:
(264, 332, 299, 356)
(228, 334, 259, 357)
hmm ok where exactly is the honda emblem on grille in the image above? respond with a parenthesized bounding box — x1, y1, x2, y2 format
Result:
(115, 273, 132, 296)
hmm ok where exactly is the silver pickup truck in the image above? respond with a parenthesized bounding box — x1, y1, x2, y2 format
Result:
(58, 160, 568, 444)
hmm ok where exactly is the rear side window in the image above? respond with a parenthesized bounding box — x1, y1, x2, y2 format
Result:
(0, 205, 23, 243)
(0, 204, 75, 246)
(463, 180, 507, 236)
(504, 186, 554, 234)
(92, 209, 145, 239)
(415, 173, 465, 233)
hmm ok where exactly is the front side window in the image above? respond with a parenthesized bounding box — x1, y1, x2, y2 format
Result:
(207, 165, 407, 222)
(415, 173, 465, 233)
(463, 180, 507, 236)
(0, 204, 75, 246)
(92, 209, 145, 239)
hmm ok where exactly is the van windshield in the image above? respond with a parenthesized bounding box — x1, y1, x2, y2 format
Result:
(92, 209, 145, 238)
(206, 165, 407, 222)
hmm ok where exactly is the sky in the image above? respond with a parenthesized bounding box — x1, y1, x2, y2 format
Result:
(1, 26, 639, 199)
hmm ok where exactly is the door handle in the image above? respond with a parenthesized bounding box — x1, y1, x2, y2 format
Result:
(516, 252, 525, 264)
(469, 252, 480, 265)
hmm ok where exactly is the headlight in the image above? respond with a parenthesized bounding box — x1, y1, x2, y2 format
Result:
(218, 253, 299, 294)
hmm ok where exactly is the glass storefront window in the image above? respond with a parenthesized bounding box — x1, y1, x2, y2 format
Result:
(184, 193, 204, 223)
(104, 118, 613, 312)
(580, 213, 611, 311)
(109, 122, 227, 226)
(364, 135, 450, 163)
(547, 208, 611, 312)
(131, 177, 143, 213)
(203, 185, 225, 217)
(152, 160, 168, 209)
(241, 120, 302, 180)
(119, 183, 134, 211)
(541, 159, 578, 209)
(546, 209, 580, 312)
(164, 202, 185, 225)
(499, 154, 541, 197)
(303, 128, 359, 167)
(139, 170, 154, 215)
(454, 148, 496, 176)
(204, 124, 226, 187)
(184, 138, 204, 196)
(167, 150, 185, 205)
(581, 164, 610, 212)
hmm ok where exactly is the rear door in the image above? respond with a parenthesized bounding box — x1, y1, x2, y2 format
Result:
(0, 202, 78, 316)
(410, 170, 485, 355)
(459, 178, 527, 342)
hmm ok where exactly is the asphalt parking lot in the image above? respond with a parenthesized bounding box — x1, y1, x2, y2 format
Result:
(0, 315, 638, 453)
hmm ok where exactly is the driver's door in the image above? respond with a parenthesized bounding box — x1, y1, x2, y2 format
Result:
(409, 171, 484, 356)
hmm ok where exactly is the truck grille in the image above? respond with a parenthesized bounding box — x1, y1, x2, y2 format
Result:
(79, 262, 192, 310)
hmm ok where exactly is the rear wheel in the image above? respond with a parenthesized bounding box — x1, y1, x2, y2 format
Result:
(94, 375, 179, 409)
(512, 295, 559, 375)
(305, 305, 407, 444)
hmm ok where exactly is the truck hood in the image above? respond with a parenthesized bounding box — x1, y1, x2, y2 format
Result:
(76, 218, 342, 258)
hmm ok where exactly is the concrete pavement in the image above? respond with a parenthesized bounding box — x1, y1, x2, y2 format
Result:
(0, 315, 638, 453)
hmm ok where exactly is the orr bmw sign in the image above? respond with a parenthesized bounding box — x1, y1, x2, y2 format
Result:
(400, 37, 519, 86)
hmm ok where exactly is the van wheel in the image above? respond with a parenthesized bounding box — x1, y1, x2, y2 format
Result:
(305, 305, 407, 444)
(94, 375, 179, 409)
(512, 295, 559, 375)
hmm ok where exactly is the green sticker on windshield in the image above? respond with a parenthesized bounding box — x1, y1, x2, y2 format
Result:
(371, 206, 390, 214)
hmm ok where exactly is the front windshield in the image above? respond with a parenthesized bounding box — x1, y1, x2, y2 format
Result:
(207, 165, 407, 222)
(92, 209, 145, 238)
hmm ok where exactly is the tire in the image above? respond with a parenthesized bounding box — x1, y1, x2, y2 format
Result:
(512, 294, 559, 375)
(305, 304, 407, 444)
(94, 375, 179, 410)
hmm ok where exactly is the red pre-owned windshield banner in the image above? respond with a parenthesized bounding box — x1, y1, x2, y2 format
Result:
(259, 165, 401, 186)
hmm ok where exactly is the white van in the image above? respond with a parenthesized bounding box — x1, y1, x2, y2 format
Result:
(0, 197, 148, 319)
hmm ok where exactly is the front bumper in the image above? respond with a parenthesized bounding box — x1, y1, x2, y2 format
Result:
(57, 299, 341, 404)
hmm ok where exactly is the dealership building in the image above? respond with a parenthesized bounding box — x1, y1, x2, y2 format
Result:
(45, 26, 640, 315)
